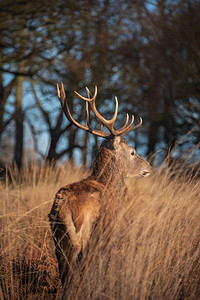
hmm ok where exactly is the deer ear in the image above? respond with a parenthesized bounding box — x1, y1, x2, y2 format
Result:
(112, 136, 122, 150)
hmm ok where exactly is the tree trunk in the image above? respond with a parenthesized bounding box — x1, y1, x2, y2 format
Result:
(68, 127, 76, 163)
(147, 122, 158, 156)
(82, 132, 89, 166)
(0, 71, 3, 143)
(14, 71, 24, 169)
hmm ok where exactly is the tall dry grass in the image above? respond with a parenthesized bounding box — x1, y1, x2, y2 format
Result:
(0, 162, 88, 300)
(0, 159, 200, 299)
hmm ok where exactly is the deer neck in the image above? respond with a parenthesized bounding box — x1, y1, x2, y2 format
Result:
(91, 147, 126, 195)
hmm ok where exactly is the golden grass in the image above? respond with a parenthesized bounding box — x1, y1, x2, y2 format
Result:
(0, 162, 87, 300)
(1, 160, 200, 299)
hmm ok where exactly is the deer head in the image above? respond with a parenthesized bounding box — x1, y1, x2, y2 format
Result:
(57, 83, 153, 179)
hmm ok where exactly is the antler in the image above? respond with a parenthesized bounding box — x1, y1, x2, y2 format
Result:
(57, 82, 142, 139)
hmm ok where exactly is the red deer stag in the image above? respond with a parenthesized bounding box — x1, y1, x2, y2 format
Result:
(49, 83, 153, 286)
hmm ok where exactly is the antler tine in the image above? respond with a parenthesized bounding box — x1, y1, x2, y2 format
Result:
(85, 86, 92, 98)
(120, 117, 143, 137)
(117, 113, 129, 132)
(74, 86, 119, 136)
(116, 114, 134, 134)
(85, 102, 90, 127)
(89, 95, 119, 134)
(112, 96, 119, 124)
(57, 82, 89, 131)
(57, 82, 112, 138)
(57, 83, 61, 98)
(85, 86, 109, 137)
(74, 86, 97, 102)
(57, 82, 66, 106)
(85, 87, 91, 128)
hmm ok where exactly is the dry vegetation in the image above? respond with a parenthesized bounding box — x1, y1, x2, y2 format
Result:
(0, 159, 200, 299)
(0, 162, 88, 300)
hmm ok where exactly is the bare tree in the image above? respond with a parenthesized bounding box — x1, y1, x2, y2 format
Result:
(1, 0, 200, 166)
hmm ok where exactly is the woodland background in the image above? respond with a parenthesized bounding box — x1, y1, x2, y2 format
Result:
(0, 0, 200, 169)
(1, 1, 200, 299)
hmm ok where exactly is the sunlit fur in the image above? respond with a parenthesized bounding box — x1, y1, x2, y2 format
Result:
(49, 136, 153, 286)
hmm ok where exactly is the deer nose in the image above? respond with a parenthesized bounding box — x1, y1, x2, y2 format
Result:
(142, 165, 154, 177)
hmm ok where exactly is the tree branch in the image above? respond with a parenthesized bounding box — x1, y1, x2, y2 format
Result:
(0, 68, 34, 77)
(30, 79, 51, 128)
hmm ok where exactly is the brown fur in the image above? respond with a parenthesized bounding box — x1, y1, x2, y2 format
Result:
(49, 179, 104, 284)
(49, 137, 153, 287)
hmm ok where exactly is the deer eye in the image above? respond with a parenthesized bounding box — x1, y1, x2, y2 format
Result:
(131, 151, 135, 156)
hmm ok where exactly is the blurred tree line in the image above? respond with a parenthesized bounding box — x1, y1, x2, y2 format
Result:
(0, 0, 200, 168)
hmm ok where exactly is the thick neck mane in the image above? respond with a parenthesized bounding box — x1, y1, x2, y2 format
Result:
(90, 146, 126, 196)
(88, 145, 127, 226)
(92, 146, 117, 182)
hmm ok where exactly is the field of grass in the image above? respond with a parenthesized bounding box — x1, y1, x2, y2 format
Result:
(0, 159, 200, 299)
